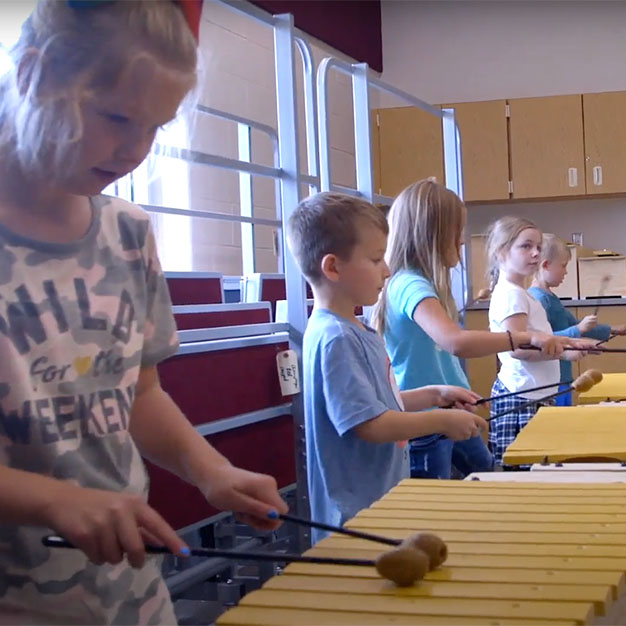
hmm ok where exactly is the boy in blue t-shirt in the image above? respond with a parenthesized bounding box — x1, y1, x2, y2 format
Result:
(529, 234, 626, 405)
(287, 192, 486, 542)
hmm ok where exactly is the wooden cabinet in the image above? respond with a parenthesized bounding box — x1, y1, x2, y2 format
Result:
(446, 100, 510, 202)
(374, 91, 626, 203)
(578, 255, 626, 298)
(469, 234, 489, 300)
(508, 95, 585, 199)
(583, 92, 626, 195)
(464, 309, 498, 421)
(375, 106, 444, 197)
(576, 306, 626, 376)
(566, 307, 582, 395)
(371, 111, 382, 197)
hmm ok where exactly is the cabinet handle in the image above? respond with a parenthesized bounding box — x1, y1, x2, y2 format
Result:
(568, 167, 578, 187)
(593, 165, 603, 186)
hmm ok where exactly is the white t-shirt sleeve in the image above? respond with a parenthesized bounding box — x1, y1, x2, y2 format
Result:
(490, 282, 529, 328)
(489, 279, 560, 398)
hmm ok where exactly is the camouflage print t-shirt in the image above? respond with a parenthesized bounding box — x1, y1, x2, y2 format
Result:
(0, 196, 179, 625)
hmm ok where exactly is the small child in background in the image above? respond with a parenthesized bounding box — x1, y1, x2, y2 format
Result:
(529, 234, 626, 406)
(486, 218, 592, 467)
(287, 192, 486, 541)
(373, 180, 566, 479)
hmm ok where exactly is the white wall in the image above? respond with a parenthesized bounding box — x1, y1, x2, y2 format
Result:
(467, 197, 626, 254)
(380, 0, 626, 254)
(380, 0, 626, 105)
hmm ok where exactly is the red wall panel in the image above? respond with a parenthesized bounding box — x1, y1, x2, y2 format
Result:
(251, 1, 383, 72)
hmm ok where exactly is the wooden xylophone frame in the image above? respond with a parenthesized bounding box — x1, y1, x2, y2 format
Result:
(217, 478, 626, 625)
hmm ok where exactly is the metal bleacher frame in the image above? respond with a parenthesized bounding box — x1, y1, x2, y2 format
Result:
(136, 4, 318, 619)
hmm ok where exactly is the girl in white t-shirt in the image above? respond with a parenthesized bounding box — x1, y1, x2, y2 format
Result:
(486, 217, 590, 467)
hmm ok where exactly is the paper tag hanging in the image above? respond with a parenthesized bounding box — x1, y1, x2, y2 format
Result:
(276, 349, 300, 396)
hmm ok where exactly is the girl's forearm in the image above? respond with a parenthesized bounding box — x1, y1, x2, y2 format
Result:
(0, 465, 71, 526)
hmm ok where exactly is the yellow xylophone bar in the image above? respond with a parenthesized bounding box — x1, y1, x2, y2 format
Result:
(503, 404, 626, 465)
(578, 372, 626, 404)
(217, 480, 626, 625)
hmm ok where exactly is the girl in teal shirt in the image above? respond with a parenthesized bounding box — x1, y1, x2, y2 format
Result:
(373, 180, 565, 478)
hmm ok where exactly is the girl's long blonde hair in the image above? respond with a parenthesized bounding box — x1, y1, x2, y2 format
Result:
(0, 0, 198, 178)
(485, 216, 539, 289)
(372, 179, 465, 335)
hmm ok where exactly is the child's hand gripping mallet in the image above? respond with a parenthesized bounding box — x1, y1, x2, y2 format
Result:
(487, 369, 603, 422)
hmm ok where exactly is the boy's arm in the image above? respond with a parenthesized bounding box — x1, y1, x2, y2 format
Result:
(584, 323, 612, 341)
(400, 385, 480, 411)
(554, 326, 581, 338)
(531, 291, 580, 338)
(564, 306, 610, 340)
(554, 307, 582, 337)
(354, 408, 486, 443)
(319, 332, 480, 444)
(129, 366, 288, 530)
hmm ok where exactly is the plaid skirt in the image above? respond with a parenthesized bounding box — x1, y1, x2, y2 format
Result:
(488, 378, 555, 468)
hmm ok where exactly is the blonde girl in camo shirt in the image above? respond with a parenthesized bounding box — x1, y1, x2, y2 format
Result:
(0, 2, 287, 624)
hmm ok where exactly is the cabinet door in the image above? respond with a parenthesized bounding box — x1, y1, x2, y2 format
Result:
(464, 310, 497, 421)
(470, 234, 490, 300)
(446, 100, 510, 202)
(583, 92, 626, 195)
(371, 110, 382, 197)
(567, 307, 581, 398)
(376, 107, 444, 197)
(576, 305, 626, 376)
(509, 95, 585, 198)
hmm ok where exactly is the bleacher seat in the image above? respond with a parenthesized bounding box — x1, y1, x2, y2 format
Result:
(244, 273, 312, 318)
(166, 271, 224, 305)
(173, 302, 272, 330)
(148, 301, 294, 531)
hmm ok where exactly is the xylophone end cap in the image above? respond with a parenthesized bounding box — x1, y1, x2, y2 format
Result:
(400, 532, 448, 570)
(375, 547, 429, 587)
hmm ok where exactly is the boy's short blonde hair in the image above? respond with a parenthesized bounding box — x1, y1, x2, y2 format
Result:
(540, 233, 571, 265)
(287, 192, 388, 284)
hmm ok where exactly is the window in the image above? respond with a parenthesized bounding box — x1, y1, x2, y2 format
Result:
(0, 2, 36, 77)
(104, 120, 193, 271)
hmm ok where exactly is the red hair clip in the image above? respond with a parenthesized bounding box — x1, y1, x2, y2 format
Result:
(173, 0, 203, 41)
(67, 0, 203, 41)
